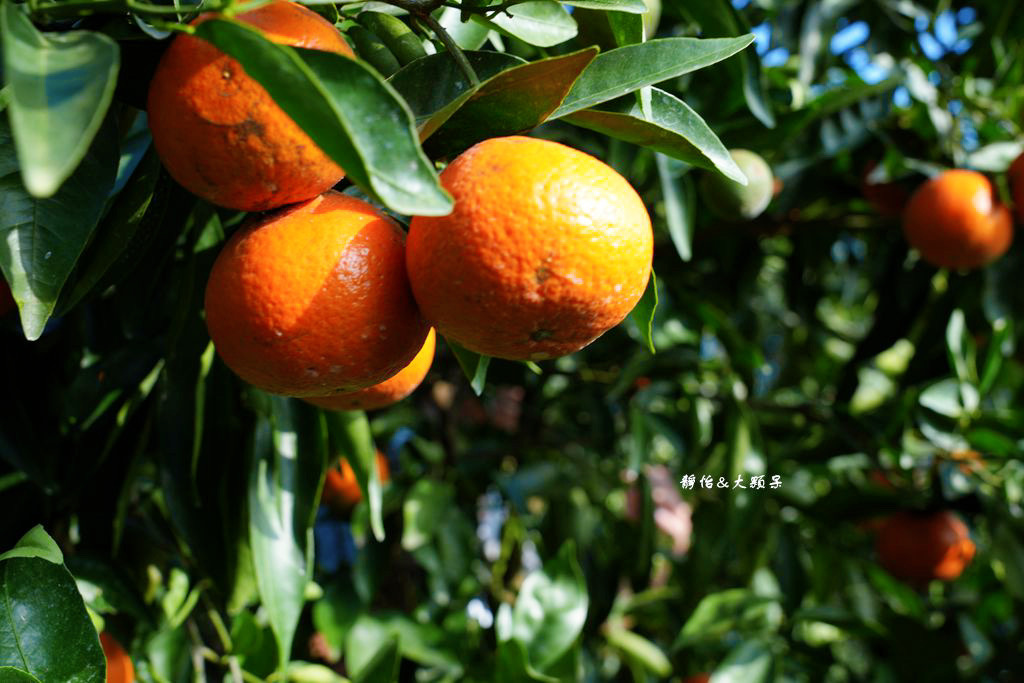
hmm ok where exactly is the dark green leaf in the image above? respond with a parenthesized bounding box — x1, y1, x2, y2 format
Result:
(389, 51, 525, 140)
(0, 117, 118, 339)
(0, 1, 118, 197)
(353, 636, 399, 683)
(424, 48, 597, 158)
(192, 19, 451, 216)
(564, 87, 743, 181)
(606, 626, 672, 677)
(402, 480, 455, 552)
(249, 397, 327, 672)
(0, 555, 105, 682)
(551, 36, 754, 119)
(629, 271, 657, 353)
(447, 339, 490, 396)
(713, 638, 774, 683)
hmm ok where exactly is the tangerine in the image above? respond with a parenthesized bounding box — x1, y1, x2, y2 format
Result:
(100, 632, 135, 683)
(147, 1, 352, 211)
(204, 191, 429, 397)
(322, 450, 390, 511)
(901, 169, 1012, 269)
(406, 136, 653, 361)
(874, 510, 975, 583)
(306, 328, 436, 411)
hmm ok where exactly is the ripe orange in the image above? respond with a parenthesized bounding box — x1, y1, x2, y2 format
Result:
(901, 170, 1013, 269)
(1008, 152, 1024, 222)
(874, 511, 975, 583)
(322, 450, 390, 511)
(204, 191, 429, 397)
(406, 136, 653, 361)
(683, 675, 710, 683)
(147, 1, 352, 211)
(306, 328, 436, 411)
(100, 632, 134, 683)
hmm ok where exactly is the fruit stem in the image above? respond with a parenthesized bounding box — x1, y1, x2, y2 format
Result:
(414, 9, 480, 86)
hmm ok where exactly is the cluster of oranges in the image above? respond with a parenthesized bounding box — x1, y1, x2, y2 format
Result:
(146, 0, 653, 413)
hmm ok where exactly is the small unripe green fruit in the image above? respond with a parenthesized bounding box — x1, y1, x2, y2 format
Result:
(699, 149, 774, 220)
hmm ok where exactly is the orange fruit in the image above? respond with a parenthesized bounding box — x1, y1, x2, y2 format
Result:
(100, 632, 134, 683)
(306, 328, 436, 411)
(1008, 152, 1024, 222)
(322, 450, 390, 510)
(406, 136, 653, 361)
(147, 1, 352, 211)
(683, 675, 710, 683)
(874, 511, 975, 583)
(901, 169, 1013, 269)
(204, 191, 429, 397)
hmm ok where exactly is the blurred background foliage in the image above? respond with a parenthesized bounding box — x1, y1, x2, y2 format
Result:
(1, 0, 1024, 681)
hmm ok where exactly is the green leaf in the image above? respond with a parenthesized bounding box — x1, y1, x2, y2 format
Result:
(57, 146, 162, 314)
(473, 1, 578, 48)
(326, 410, 385, 542)
(562, 0, 646, 12)
(496, 638, 558, 683)
(0, 116, 118, 340)
(682, 1, 774, 128)
(606, 626, 672, 676)
(0, 556, 105, 682)
(674, 589, 778, 649)
(389, 51, 525, 140)
(437, 6, 492, 50)
(945, 309, 976, 384)
(192, 18, 451, 216)
(286, 661, 352, 683)
(712, 638, 774, 683)
(249, 397, 327, 672)
(0, 668, 42, 682)
(511, 540, 589, 672)
(606, 9, 643, 46)
(447, 339, 490, 396)
(629, 271, 657, 353)
(656, 155, 696, 261)
(552, 36, 754, 119)
(352, 636, 399, 683)
(918, 378, 965, 418)
(564, 87, 744, 182)
(0, 526, 62, 564)
(424, 48, 597, 158)
(0, 1, 119, 198)
(402, 480, 455, 552)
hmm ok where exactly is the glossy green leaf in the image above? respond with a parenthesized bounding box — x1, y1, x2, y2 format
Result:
(388, 51, 525, 140)
(0, 668, 42, 682)
(424, 48, 597, 158)
(192, 19, 451, 216)
(473, 1, 577, 48)
(0, 549, 105, 682)
(249, 397, 327, 672)
(0, 1, 119, 198)
(674, 589, 778, 648)
(326, 410, 384, 542)
(565, 87, 744, 181)
(551, 36, 754, 118)
(510, 540, 588, 672)
(495, 638, 558, 683)
(629, 271, 658, 353)
(563, 0, 646, 11)
(448, 339, 490, 396)
(438, 6, 491, 50)
(656, 154, 696, 261)
(0, 117, 118, 340)
(607, 9, 643, 45)
(0, 525, 62, 564)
